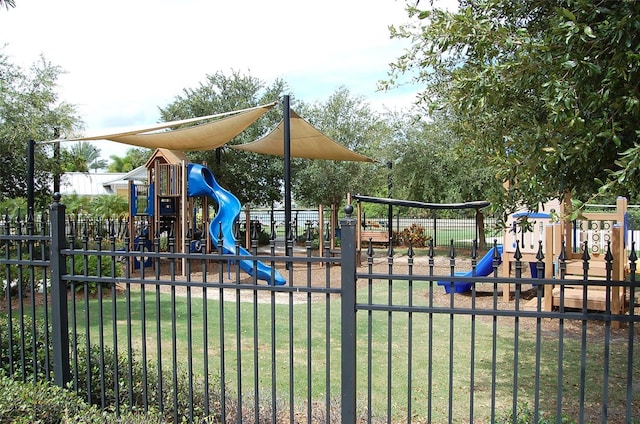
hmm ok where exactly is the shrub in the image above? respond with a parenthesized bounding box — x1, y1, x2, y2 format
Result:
(0, 314, 52, 382)
(0, 370, 168, 423)
(72, 339, 223, 422)
(1, 264, 47, 298)
(0, 312, 222, 422)
(238, 228, 271, 246)
(0, 370, 95, 423)
(66, 254, 121, 295)
(394, 224, 432, 247)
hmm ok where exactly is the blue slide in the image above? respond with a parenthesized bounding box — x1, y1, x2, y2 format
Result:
(187, 163, 286, 285)
(437, 245, 503, 293)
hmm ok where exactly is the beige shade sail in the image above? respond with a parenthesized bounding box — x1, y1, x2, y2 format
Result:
(69, 102, 277, 150)
(231, 110, 374, 162)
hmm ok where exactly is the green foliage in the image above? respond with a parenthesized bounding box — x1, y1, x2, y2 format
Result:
(0, 315, 52, 381)
(0, 371, 98, 424)
(62, 194, 91, 216)
(88, 194, 128, 218)
(108, 148, 151, 173)
(238, 227, 271, 246)
(1, 264, 47, 298)
(68, 254, 121, 279)
(394, 223, 432, 247)
(0, 197, 27, 218)
(0, 370, 167, 423)
(60, 142, 105, 173)
(0, 49, 82, 208)
(381, 110, 498, 205)
(67, 254, 121, 294)
(292, 87, 387, 208)
(71, 340, 222, 422)
(0, 312, 219, 422)
(385, 0, 640, 213)
(158, 70, 286, 206)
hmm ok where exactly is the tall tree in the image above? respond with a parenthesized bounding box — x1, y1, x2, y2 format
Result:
(108, 147, 151, 173)
(292, 87, 386, 208)
(0, 0, 16, 10)
(158, 70, 287, 206)
(60, 142, 105, 173)
(382, 109, 497, 205)
(0, 50, 81, 207)
(384, 0, 640, 213)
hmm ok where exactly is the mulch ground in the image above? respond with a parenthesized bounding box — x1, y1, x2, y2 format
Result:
(4, 249, 637, 341)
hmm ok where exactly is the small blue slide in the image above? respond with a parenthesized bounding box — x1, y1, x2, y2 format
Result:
(437, 245, 503, 293)
(187, 163, 286, 285)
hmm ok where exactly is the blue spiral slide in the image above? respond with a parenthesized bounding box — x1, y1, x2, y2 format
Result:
(187, 163, 286, 285)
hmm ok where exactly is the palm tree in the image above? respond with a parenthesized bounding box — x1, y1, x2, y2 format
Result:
(108, 148, 151, 172)
(1, 1, 16, 10)
(61, 142, 105, 173)
(89, 194, 128, 218)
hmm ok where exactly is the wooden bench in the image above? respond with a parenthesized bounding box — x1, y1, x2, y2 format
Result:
(361, 230, 390, 245)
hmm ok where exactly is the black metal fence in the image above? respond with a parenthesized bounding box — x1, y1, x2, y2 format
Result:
(1, 198, 638, 423)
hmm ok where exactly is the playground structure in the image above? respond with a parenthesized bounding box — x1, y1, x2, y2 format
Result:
(355, 190, 632, 318)
(124, 145, 632, 313)
(127, 148, 285, 285)
(502, 195, 630, 317)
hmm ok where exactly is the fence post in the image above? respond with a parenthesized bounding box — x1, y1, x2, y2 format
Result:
(340, 204, 357, 423)
(49, 193, 70, 387)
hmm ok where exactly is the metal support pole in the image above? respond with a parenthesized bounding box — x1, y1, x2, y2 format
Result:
(53, 128, 60, 194)
(340, 205, 357, 423)
(387, 161, 393, 242)
(27, 139, 35, 216)
(49, 193, 70, 387)
(283, 95, 292, 256)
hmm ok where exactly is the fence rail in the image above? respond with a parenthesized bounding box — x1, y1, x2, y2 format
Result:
(0, 198, 638, 423)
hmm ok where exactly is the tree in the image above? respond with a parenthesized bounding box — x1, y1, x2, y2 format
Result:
(60, 142, 105, 173)
(0, 0, 16, 10)
(384, 0, 640, 213)
(381, 109, 498, 206)
(158, 70, 287, 206)
(0, 50, 82, 208)
(292, 87, 386, 209)
(108, 147, 151, 173)
(89, 194, 128, 218)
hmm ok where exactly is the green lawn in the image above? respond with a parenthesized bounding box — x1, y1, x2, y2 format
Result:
(69, 282, 638, 422)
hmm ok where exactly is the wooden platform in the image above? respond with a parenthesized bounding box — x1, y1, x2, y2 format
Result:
(551, 286, 626, 311)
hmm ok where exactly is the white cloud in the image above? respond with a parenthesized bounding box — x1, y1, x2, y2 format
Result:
(1, 0, 423, 159)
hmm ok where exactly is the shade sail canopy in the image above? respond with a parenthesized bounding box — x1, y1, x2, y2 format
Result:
(54, 102, 373, 162)
(231, 110, 374, 162)
(71, 102, 277, 151)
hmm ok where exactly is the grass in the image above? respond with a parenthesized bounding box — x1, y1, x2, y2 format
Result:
(67, 281, 638, 423)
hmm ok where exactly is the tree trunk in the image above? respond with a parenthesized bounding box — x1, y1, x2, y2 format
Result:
(476, 209, 487, 250)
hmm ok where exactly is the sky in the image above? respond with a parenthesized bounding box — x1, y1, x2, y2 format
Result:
(1, 0, 424, 161)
